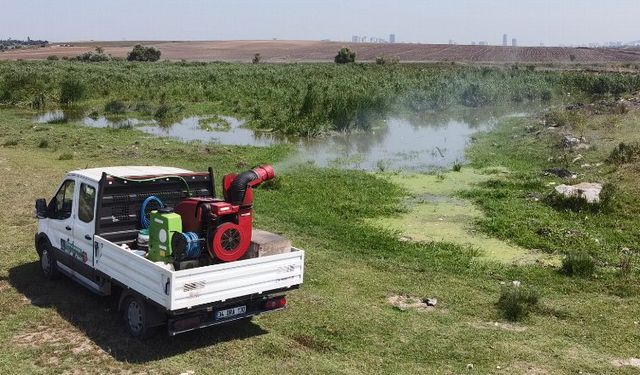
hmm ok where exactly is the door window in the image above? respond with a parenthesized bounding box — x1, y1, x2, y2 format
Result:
(78, 183, 96, 223)
(49, 180, 75, 220)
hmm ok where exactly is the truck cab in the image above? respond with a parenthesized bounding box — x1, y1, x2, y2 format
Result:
(35, 166, 304, 337)
(36, 168, 104, 288)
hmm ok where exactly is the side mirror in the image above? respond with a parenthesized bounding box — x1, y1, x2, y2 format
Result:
(35, 198, 47, 219)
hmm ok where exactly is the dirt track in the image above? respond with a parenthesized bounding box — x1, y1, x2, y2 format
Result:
(2, 40, 640, 63)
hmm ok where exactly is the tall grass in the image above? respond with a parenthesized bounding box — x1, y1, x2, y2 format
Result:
(1, 61, 639, 135)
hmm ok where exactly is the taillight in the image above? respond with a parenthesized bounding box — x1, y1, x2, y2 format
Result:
(264, 297, 286, 310)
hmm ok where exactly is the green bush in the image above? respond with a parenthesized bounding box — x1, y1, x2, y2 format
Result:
(375, 55, 399, 65)
(132, 101, 155, 116)
(31, 92, 46, 109)
(104, 100, 126, 114)
(459, 83, 493, 107)
(59, 78, 85, 105)
(334, 47, 356, 64)
(58, 152, 73, 160)
(619, 253, 635, 276)
(46, 55, 59, 61)
(38, 139, 49, 148)
(497, 286, 539, 321)
(561, 253, 595, 277)
(0, 71, 46, 105)
(127, 45, 161, 62)
(74, 47, 110, 62)
(154, 103, 184, 123)
(607, 142, 640, 165)
(544, 108, 567, 126)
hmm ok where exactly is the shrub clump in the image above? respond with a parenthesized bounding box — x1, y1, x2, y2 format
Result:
(127, 45, 161, 62)
(543, 108, 571, 127)
(335, 47, 356, 64)
(252, 53, 262, 64)
(58, 152, 73, 160)
(132, 101, 155, 116)
(375, 55, 399, 65)
(154, 103, 185, 123)
(74, 47, 110, 62)
(46, 55, 59, 61)
(59, 78, 85, 105)
(104, 100, 127, 114)
(497, 284, 539, 321)
(38, 139, 49, 148)
(607, 142, 640, 165)
(561, 253, 595, 277)
(459, 83, 493, 107)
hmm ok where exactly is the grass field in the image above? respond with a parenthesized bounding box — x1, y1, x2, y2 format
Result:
(1, 64, 640, 374)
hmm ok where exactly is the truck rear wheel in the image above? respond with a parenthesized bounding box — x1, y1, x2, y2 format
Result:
(39, 245, 60, 280)
(123, 296, 155, 339)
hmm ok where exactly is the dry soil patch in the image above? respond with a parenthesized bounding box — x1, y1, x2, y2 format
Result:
(387, 294, 435, 312)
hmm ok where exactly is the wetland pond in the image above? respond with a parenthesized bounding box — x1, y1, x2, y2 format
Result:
(34, 104, 539, 172)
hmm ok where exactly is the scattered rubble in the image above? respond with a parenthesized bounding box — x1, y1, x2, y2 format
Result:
(561, 135, 591, 151)
(543, 167, 577, 179)
(554, 182, 603, 204)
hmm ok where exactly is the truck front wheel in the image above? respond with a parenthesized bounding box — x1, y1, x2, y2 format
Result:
(39, 245, 60, 280)
(123, 296, 154, 338)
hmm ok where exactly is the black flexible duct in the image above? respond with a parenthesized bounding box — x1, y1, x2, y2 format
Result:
(227, 170, 259, 205)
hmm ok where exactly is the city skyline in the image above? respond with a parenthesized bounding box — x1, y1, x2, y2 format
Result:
(1, 0, 639, 46)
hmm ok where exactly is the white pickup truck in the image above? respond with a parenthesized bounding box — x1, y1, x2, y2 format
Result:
(34, 166, 304, 337)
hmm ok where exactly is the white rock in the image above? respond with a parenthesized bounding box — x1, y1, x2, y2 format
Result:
(554, 182, 603, 204)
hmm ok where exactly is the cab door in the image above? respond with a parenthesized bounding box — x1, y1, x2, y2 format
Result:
(73, 179, 98, 273)
(46, 178, 76, 269)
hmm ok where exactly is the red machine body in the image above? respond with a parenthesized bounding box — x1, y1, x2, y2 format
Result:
(174, 165, 275, 262)
(174, 197, 220, 232)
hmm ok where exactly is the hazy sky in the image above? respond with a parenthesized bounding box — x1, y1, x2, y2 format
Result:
(2, 0, 638, 46)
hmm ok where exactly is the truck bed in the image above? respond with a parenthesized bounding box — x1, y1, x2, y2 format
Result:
(93, 235, 304, 311)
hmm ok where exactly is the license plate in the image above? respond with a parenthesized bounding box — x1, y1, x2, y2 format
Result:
(215, 305, 246, 320)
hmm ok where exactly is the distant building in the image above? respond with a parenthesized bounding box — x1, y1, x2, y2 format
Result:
(479, 41, 488, 46)
(471, 41, 476, 46)
(389, 34, 396, 43)
(503, 34, 508, 46)
(352, 35, 359, 43)
(512, 38, 517, 47)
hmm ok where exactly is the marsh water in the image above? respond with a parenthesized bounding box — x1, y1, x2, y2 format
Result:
(34, 105, 539, 171)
